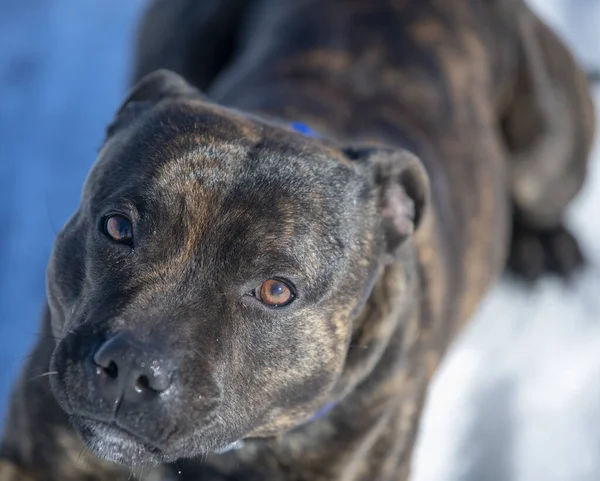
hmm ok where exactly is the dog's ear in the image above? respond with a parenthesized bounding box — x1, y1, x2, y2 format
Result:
(106, 69, 202, 138)
(343, 146, 430, 260)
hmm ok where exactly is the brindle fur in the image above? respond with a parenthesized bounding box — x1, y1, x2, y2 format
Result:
(1, 0, 594, 480)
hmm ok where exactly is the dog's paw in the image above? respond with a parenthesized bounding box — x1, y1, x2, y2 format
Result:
(0, 460, 35, 481)
(506, 222, 585, 282)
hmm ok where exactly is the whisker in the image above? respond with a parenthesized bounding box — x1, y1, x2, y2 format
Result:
(45, 190, 59, 236)
(76, 445, 87, 468)
(18, 352, 36, 363)
(39, 334, 65, 342)
(38, 387, 55, 405)
(27, 371, 58, 384)
(29, 330, 65, 342)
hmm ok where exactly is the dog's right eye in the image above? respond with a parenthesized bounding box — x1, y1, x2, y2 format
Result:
(254, 279, 295, 307)
(102, 215, 133, 245)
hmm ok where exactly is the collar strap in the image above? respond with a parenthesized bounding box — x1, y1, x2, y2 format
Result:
(289, 121, 320, 138)
(307, 402, 336, 422)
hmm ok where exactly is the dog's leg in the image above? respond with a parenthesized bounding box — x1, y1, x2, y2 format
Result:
(132, 0, 255, 91)
(501, 4, 595, 281)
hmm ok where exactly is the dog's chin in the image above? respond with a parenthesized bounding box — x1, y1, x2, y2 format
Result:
(70, 415, 246, 468)
(70, 416, 168, 468)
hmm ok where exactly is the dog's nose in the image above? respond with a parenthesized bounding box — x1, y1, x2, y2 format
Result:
(92, 332, 174, 398)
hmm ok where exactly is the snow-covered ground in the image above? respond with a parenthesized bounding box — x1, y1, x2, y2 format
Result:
(0, 1, 598, 479)
(413, 2, 600, 480)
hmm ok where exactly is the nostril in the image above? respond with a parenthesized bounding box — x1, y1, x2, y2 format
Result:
(134, 372, 171, 393)
(105, 361, 118, 378)
(94, 359, 119, 379)
(135, 374, 151, 393)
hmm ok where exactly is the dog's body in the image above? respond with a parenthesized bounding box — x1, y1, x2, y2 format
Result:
(1, 1, 594, 480)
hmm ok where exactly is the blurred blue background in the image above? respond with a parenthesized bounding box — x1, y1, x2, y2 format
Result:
(0, 0, 145, 418)
(0, 1, 599, 480)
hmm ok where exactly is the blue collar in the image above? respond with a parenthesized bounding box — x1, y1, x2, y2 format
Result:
(289, 121, 320, 138)
(308, 402, 336, 422)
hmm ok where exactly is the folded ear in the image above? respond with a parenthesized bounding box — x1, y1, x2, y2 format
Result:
(106, 69, 202, 137)
(343, 146, 430, 260)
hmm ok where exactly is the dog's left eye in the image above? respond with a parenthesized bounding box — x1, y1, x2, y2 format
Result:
(255, 279, 295, 307)
(102, 215, 133, 245)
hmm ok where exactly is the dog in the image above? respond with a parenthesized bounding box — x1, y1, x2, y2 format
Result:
(0, 0, 595, 480)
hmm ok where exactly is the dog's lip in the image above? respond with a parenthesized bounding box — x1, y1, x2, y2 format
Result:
(71, 414, 167, 456)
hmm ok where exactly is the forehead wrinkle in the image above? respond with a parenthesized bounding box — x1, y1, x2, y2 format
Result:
(238, 209, 336, 286)
(155, 134, 249, 187)
(148, 140, 245, 270)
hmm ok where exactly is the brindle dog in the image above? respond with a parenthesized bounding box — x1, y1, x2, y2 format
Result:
(0, 0, 595, 480)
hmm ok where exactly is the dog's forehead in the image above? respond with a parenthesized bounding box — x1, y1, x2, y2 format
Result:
(101, 100, 357, 193)
(94, 101, 364, 222)
(89, 100, 367, 259)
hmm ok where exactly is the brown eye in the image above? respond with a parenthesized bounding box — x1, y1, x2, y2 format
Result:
(103, 215, 133, 244)
(256, 279, 295, 307)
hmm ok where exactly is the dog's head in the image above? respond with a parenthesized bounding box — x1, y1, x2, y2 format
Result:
(46, 70, 429, 467)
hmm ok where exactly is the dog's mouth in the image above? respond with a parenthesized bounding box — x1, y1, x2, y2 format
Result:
(71, 415, 167, 467)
